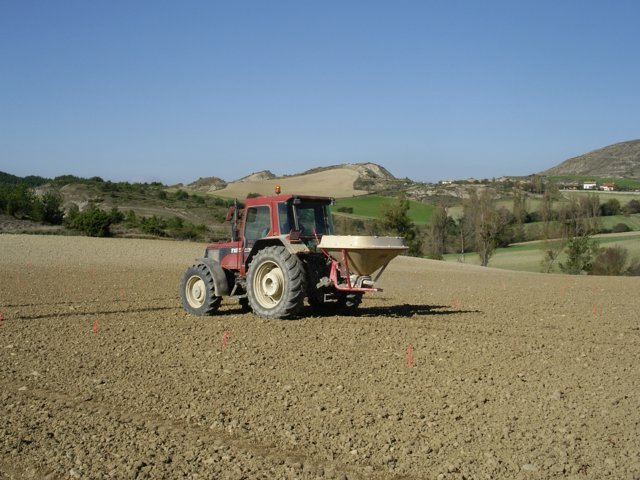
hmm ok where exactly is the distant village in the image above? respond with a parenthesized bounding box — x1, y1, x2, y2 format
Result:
(438, 177, 621, 192)
(559, 180, 616, 191)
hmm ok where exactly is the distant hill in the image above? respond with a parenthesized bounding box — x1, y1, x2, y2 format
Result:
(206, 162, 400, 199)
(186, 176, 228, 193)
(541, 139, 640, 178)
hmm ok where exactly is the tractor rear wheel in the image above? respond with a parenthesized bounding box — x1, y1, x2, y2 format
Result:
(179, 264, 222, 316)
(247, 246, 306, 319)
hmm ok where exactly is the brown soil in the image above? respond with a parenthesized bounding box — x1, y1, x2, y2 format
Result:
(1, 234, 639, 479)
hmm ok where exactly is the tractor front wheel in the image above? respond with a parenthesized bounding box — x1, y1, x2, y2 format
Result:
(247, 246, 306, 319)
(179, 264, 222, 316)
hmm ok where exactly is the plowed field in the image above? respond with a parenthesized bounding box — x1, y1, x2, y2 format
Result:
(1, 235, 639, 479)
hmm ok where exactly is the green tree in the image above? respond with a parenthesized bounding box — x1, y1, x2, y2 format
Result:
(511, 188, 527, 243)
(463, 188, 506, 266)
(108, 207, 125, 224)
(600, 198, 621, 216)
(67, 205, 112, 237)
(32, 191, 65, 224)
(541, 193, 601, 273)
(559, 236, 600, 274)
(555, 194, 601, 274)
(381, 196, 422, 256)
(5, 183, 35, 218)
(427, 206, 448, 260)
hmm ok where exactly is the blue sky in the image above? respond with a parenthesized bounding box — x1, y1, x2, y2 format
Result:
(1, 1, 639, 184)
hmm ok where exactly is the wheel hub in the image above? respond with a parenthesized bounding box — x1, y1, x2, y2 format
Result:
(253, 260, 285, 307)
(262, 270, 282, 297)
(186, 276, 206, 308)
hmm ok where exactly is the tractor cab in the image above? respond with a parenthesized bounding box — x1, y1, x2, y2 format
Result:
(235, 194, 334, 245)
(205, 192, 335, 272)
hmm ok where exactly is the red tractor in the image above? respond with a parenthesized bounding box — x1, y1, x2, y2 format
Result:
(179, 191, 406, 319)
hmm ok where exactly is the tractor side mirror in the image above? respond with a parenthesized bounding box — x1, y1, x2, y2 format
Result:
(225, 206, 236, 221)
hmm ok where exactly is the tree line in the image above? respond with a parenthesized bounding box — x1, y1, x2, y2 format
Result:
(376, 189, 640, 276)
(0, 183, 214, 241)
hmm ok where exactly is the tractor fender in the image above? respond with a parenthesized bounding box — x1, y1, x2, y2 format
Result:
(195, 258, 230, 296)
(245, 236, 309, 269)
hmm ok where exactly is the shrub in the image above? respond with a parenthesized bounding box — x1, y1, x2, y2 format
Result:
(600, 198, 621, 216)
(624, 199, 640, 214)
(626, 259, 640, 276)
(33, 191, 65, 224)
(4, 183, 35, 218)
(124, 210, 138, 227)
(64, 204, 80, 225)
(337, 206, 354, 214)
(139, 215, 166, 236)
(590, 246, 628, 276)
(109, 207, 125, 224)
(166, 216, 184, 230)
(246, 192, 261, 199)
(174, 189, 189, 200)
(611, 222, 631, 233)
(67, 205, 112, 237)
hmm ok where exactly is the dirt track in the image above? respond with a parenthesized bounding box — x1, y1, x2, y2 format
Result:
(1, 234, 639, 479)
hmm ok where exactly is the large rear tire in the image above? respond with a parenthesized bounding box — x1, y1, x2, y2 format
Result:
(246, 246, 306, 319)
(179, 264, 222, 316)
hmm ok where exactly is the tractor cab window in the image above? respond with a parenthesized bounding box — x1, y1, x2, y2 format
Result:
(244, 206, 271, 245)
(277, 202, 291, 234)
(295, 204, 334, 236)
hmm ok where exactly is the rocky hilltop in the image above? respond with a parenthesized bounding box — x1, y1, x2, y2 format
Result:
(541, 139, 640, 178)
(187, 176, 228, 193)
(235, 170, 277, 183)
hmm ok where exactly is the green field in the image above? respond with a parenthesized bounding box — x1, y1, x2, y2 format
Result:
(557, 190, 640, 204)
(333, 195, 435, 225)
(600, 214, 640, 230)
(443, 232, 640, 273)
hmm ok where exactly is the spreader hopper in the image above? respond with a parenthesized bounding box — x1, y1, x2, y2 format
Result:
(318, 235, 408, 276)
